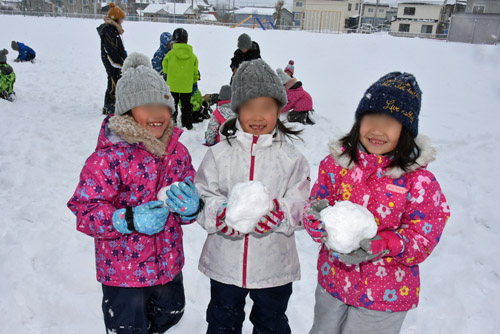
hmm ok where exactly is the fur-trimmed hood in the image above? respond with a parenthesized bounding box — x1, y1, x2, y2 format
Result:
(100, 115, 176, 158)
(328, 135, 436, 179)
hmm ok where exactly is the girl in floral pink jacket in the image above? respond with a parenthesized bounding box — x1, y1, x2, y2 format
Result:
(67, 53, 200, 333)
(304, 72, 450, 334)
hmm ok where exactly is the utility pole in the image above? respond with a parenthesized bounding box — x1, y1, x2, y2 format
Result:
(357, 0, 364, 33)
(374, 0, 379, 30)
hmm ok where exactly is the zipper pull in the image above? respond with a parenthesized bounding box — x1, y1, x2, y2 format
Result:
(251, 136, 258, 157)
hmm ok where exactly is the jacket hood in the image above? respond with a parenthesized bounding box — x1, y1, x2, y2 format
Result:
(160, 32, 172, 48)
(328, 135, 436, 179)
(97, 115, 181, 158)
(0, 64, 13, 75)
(172, 43, 193, 60)
(103, 16, 124, 34)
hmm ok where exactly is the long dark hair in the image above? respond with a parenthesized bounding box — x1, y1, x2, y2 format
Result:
(340, 114, 421, 172)
(220, 114, 302, 145)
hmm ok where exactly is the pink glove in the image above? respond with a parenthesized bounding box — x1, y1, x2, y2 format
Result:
(255, 199, 285, 234)
(215, 202, 242, 238)
(303, 199, 329, 243)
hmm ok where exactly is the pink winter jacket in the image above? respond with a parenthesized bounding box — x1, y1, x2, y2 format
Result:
(306, 136, 450, 312)
(282, 84, 313, 113)
(67, 116, 195, 287)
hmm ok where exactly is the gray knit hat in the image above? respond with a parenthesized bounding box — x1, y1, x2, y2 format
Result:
(237, 33, 252, 49)
(218, 85, 231, 102)
(115, 52, 175, 116)
(231, 59, 287, 112)
(11, 41, 18, 51)
(0, 49, 8, 64)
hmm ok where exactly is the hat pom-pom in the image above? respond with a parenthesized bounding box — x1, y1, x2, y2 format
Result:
(109, 2, 116, 8)
(1, 49, 8, 55)
(122, 53, 151, 72)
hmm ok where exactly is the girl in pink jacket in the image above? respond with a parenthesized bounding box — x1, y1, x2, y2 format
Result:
(67, 53, 201, 333)
(304, 72, 450, 334)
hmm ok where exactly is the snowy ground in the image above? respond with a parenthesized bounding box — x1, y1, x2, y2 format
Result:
(1, 15, 499, 333)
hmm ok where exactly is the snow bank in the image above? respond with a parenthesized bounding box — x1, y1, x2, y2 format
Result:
(226, 181, 272, 234)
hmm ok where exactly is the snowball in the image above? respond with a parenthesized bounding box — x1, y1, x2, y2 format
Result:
(157, 182, 180, 207)
(225, 181, 272, 234)
(321, 201, 378, 254)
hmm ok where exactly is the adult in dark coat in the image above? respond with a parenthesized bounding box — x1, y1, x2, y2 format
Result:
(230, 34, 261, 77)
(97, 2, 127, 115)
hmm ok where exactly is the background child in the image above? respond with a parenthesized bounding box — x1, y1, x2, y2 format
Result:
(0, 49, 16, 102)
(276, 68, 314, 125)
(230, 33, 260, 78)
(96, 2, 127, 115)
(204, 84, 234, 146)
(67, 53, 201, 333)
(152, 32, 172, 79)
(11, 40, 36, 63)
(162, 28, 199, 130)
(284, 60, 294, 78)
(195, 59, 310, 334)
(304, 72, 451, 334)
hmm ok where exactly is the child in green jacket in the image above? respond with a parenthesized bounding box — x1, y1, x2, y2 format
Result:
(162, 28, 199, 130)
(0, 49, 16, 102)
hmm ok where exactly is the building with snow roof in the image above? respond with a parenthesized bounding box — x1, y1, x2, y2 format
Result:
(390, 0, 465, 36)
(448, 0, 500, 44)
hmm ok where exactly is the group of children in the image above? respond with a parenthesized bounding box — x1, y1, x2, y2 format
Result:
(68, 33, 451, 332)
(0, 41, 36, 102)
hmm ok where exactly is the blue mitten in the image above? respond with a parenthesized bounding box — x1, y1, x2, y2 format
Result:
(191, 83, 198, 96)
(112, 201, 170, 236)
(166, 178, 200, 221)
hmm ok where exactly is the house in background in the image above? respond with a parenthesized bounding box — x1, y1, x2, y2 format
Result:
(293, 0, 362, 32)
(448, 0, 500, 44)
(1, 0, 22, 11)
(390, 0, 464, 37)
(360, 1, 391, 28)
(141, 3, 196, 21)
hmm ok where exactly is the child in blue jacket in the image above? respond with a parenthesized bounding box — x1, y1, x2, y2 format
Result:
(152, 32, 172, 80)
(11, 41, 36, 63)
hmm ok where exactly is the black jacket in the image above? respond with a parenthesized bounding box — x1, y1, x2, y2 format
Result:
(230, 41, 261, 70)
(97, 23, 126, 73)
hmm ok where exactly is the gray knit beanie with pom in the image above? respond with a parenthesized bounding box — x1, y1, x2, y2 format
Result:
(115, 52, 175, 116)
(231, 59, 287, 112)
(0, 49, 8, 64)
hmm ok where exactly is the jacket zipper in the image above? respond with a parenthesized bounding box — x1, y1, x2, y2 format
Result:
(242, 135, 258, 288)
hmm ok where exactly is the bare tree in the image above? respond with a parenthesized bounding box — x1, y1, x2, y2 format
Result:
(274, 0, 285, 29)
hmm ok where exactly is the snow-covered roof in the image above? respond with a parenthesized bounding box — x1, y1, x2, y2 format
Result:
(142, 3, 193, 15)
(200, 13, 217, 21)
(233, 7, 276, 16)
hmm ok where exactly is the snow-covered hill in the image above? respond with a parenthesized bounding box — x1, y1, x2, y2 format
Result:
(1, 15, 499, 333)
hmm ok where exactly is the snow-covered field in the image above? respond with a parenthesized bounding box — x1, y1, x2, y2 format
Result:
(1, 15, 499, 333)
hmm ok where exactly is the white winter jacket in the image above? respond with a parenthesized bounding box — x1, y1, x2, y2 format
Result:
(195, 121, 311, 289)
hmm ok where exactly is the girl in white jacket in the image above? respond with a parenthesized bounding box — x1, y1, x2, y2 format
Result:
(195, 59, 311, 334)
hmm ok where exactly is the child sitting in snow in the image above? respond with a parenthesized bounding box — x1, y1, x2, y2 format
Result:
(204, 85, 234, 146)
(0, 49, 16, 102)
(151, 32, 172, 80)
(304, 72, 451, 334)
(230, 33, 261, 79)
(67, 53, 202, 333)
(276, 68, 315, 125)
(195, 59, 310, 333)
(11, 41, 36, 63)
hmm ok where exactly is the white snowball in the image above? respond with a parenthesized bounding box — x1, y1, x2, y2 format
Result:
(157, 182, 180, 207)
(321, 201, 378, 254)
(225, 181, 272, 234)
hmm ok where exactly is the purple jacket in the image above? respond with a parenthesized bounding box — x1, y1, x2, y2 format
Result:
(67, 117, 195, 287)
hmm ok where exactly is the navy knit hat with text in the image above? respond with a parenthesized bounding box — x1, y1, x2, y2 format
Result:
(355, 72, 422, 137)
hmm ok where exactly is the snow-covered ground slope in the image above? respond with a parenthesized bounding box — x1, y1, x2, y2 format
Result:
(1, 15, 499, 333)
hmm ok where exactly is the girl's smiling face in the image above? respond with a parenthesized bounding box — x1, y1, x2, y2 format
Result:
(359, 113, 402, 155)
(238, 97, 280, 136)
(131, 104, 171, 139)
